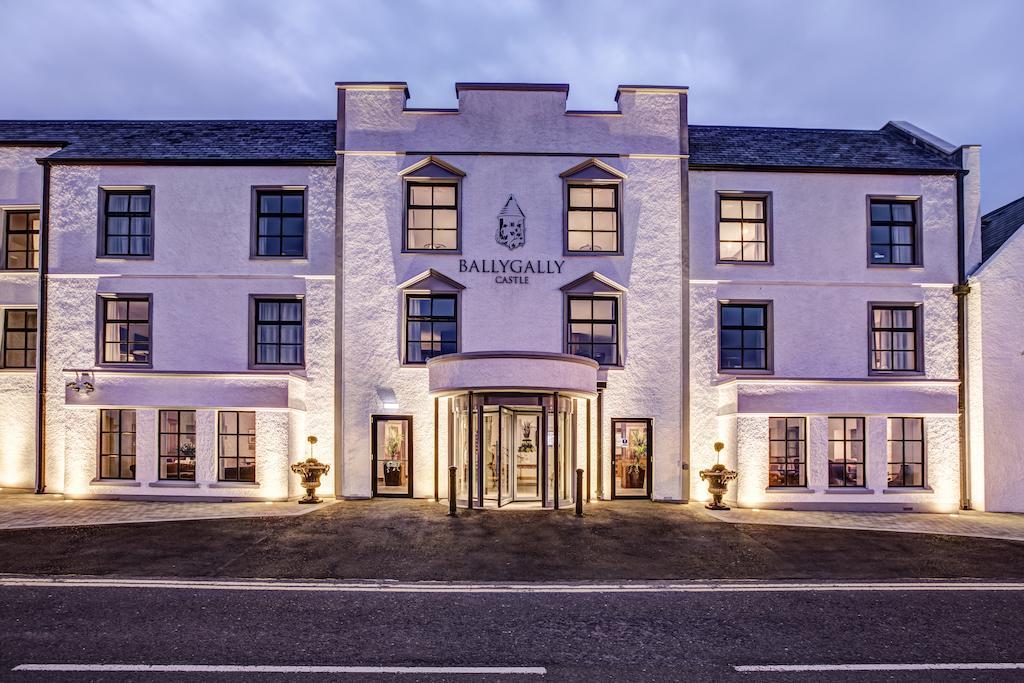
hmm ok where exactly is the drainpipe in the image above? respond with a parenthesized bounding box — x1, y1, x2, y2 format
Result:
(954, 164, 970, 510)
(34, 161, 51, 494)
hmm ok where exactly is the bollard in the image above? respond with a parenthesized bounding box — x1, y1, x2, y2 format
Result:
(575, 468, 584, 517)
(447, 465, 457, 516)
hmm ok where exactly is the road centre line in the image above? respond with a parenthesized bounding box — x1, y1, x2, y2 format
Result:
(13, 664, 546, 675)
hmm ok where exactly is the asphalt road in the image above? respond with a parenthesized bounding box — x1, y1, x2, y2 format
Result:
(2, 578, 1024, 682)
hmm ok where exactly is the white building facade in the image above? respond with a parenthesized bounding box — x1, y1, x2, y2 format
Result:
(0, 83, 999, 513)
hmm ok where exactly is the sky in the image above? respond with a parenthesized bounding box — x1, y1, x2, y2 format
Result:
(1, 0, 1020, 211)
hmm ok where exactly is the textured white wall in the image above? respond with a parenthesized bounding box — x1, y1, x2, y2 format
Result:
(341, 88, 685, 500)
(44, 164, 335, 498)
(689, 170, 961, 510)
(970, 233, 1024, 511)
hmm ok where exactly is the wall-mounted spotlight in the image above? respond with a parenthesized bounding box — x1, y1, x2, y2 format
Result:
(66, 371, 95, 395)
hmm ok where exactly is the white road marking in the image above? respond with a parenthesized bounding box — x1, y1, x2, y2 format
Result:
(3, 576, 1024, 593)
(736, 662, 1024, 672)
(13, 664, 546, 675)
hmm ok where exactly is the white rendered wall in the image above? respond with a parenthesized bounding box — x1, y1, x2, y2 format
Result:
(969, 232, 1024, 511)
(45, 164, 335, 498)
(340, 88, 684, 501)
(0, 146, 54, 489)
(689, 170, 961, 511)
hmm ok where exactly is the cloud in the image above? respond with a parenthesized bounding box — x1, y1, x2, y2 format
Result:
(1, 0, 1019, 209)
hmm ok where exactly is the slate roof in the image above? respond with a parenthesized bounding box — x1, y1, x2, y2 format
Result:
(0, 120, 336, 162)
(688, 124, 960, 173)
(0, 119, 959, 173)
(981, 195, 1024, 262)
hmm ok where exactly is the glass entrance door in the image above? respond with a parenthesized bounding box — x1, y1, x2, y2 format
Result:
(372, 415, 413, 497)
(511, 410, 540, 501)
(612, 419, 651, 499)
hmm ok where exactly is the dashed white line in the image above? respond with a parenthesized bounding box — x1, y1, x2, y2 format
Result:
(3, 576, 1024, 593)
(13, 664, 546, 675)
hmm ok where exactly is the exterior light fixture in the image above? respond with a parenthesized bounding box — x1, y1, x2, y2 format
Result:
(65, 371, 95, 395)
(377, 387, 399, 410)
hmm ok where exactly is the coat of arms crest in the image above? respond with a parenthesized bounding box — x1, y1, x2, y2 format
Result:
(496, 195, 526, 250)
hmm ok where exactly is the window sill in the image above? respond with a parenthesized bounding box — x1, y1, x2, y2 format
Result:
(716, 260, 774, 266)
(867, 263, 924, 269)
(765, 487, 816, 494)
(249, 256, 309, 262)
(718, 369, 774, 376)
(0, 268, 39, 274)
(868, 371, 925, 377)
(209, 481, 261, 489)
(148, 481, 200, 488)
(96, 255, 154, 261)
(250, 365, 305, 371)
(90, 479, 141, 487)
(883, 487, 933, 494)
(96, 363, 153, 370)
(564, 251, 623, 257)
(401, 249, 462, 256)
(0, 367, 35, 373)
(825, 488, 875, 494)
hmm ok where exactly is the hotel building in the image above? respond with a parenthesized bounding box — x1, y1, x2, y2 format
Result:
(0, 81, 1011, 512)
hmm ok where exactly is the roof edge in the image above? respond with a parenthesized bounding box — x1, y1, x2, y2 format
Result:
(455, 82, 569, 97)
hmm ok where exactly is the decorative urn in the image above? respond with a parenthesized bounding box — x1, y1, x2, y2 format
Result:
(699, 442, 738, 510)
(291, 436, 331, 504)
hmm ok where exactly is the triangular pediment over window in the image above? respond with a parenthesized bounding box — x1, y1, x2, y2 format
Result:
(399, 156, 466, 179)
(398, 268, 466, 292)
(559, 158, 627, 181)
(560, 271, 627, 294)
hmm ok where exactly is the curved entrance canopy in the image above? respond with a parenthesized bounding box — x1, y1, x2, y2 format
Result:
(426, 351, 599, 396)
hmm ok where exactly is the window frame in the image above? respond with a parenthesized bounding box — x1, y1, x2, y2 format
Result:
(866, 195, 922, 268)
(718, 300, 773, 374)
(827, 416, 867, 488)
(565, 293, 622, 367)
(249, 295, 306, 369)
(97, 294, 153, 368)
(402, 180, 461, 254)
(887, 416, 926, 489)
(868, 302, 924, 375)
(402, 292, 460, 366)
(97, 186, 154, 260)
(158, 409, 197, 481)
(250, 186, 308, 260)
(1, 307, 37, 370)
(715, 191, 772, 265)
(3, 208, 40, 270)
(98, 408, 137, 481)
(217, 410, 257, 483)
(564, 180, 623, 256)
(767, 416, 807, 488)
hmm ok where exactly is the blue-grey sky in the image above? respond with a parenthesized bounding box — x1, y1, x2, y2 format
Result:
(1, 0, 1019, 211)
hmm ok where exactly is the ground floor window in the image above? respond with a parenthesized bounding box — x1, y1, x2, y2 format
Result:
(218, 411, 256, 482)
(372, 415, 413, 497)
(768, 417, 806, 487)
(99, 409, 136, 479)
(828, 417, 865, 487)
(159, 410, 196, 480)
(887, 417, 925, 487)
(612, 419, 652, 499)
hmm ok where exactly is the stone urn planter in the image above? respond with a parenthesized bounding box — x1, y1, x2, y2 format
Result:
(383, 461, 404, 487)
(699, 442, 738, 510)
(625, 465, 646, 490)
(291, 436, 331, 504)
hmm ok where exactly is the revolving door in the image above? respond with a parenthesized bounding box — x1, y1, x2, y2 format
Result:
(449, 392, 578, 509)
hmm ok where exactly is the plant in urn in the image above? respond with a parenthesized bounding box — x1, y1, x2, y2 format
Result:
(291, 435, 331, 504)
(699, 442, 738, 510)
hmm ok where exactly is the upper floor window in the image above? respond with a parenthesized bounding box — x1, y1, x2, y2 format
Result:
(99, 409, 136, 480)
(255, 189, 305, 258)
(2, 308, 36, 369)
(887, 417, 924, 488)
(253, 298, 304, 366)
(405, 293, 457, 364)
(406, 183, 458, 251)
(828, 417, 866, 487)
(719, 302, 770, 372)
(870, 304, 920, 373)
(218, 411, 256, 483)
(102, 189, 152, 257)
(100, 296, 150, 365)
(718, 194, 769, 263)
(4, 210, 39, 270)
(567, 184, 620, 253)
(869, 198, 919, 265)
(567, 295, 619, 366)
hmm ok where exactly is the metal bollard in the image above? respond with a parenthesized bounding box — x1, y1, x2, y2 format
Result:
(447, 466, 457, 516)
(575, 468, 584, 517)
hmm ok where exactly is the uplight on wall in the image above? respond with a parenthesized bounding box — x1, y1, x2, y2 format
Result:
(66, 371, 95, 395)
